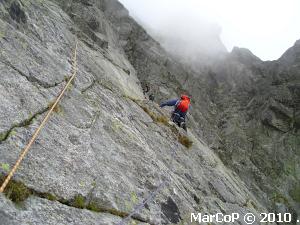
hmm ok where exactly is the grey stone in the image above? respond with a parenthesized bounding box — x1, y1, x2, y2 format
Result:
(0, 0, 298, 224)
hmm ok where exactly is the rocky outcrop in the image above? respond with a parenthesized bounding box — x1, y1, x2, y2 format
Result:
(0, 0, 299, 224)
(201, 41, 300, 221)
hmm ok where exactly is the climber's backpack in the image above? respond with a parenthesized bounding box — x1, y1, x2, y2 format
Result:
(175, 99, 190, 113)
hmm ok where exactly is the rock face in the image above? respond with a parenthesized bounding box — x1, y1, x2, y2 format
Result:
(0, 0, 299, 225)
(207, 43, 300, 217)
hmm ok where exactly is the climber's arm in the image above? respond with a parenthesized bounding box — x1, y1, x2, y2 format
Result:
(160, 99, 178, 108)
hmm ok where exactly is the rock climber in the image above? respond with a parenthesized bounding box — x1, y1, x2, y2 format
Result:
(160, 95, 191, 131)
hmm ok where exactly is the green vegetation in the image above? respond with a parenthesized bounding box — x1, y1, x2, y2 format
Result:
(20, 0, 31, 7)
(0, 132, 7, 141)
(64, 75, 71, 82)
(99, 79, 115, 92)
(243, 198, 258, 210)
(130, 221, 138, 225)
(124, 95, 170, 126)
(72, 195, 85, 209)
(78, 199, 129, 218)
(0, 111, 47, 143)
(106, 207, 129, 217)
(286, 135, 300, 155)
(271, 192, 289, 205)
(0, 21, 6, 39)
(48, 101, 63, 114)
(0, 176, 130, 219)
(178, 134, 193, 148)
(10, 130, 17, 136)
(111, 119, 123, 132)
(130, 192, 138, 204)
(38, 192, 58, 201)
(0, 175, 31, 203)
(1, 163, 10, 172)
(0, 175, 60, 204)
(283, 160, 297, 177)
(54, 105, 63, 114)
(0, 129, 18, 142)
(87, 201, 101, 212)
(0, 30, 5, 39)
(155, 115, 169, 125)
(139, 105, 170, 126)
(124, 95, 193, 148)
(289, 185, 300, 203)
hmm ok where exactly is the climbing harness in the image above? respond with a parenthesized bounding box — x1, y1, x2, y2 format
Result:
(171, 112, 187, 131)
(0, 41, 78, 193)
(117, 137, 178, 225)
(171, 112, 185, 125)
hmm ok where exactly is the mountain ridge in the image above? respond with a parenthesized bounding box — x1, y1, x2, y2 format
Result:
(0, 0, 299, 224)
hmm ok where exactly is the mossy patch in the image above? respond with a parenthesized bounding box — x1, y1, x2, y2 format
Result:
(130, 192, 138, 204)
(10, 130, 17, 136)
(289, 186, 300, 203)
(73, 197, 129, 218)
(0, 132, 7, 141)
(140, 105, 155, 120)
(1, 163, 10, 172)
(72, 195, 86, 209)
(124, 95, 192, 148)
(0, 177, 133, 220)
(130, 221, 138, 225)
(87, 201, 101, 212)
(283, 160, 297, 177)
(0, 129, 18, 142)
(178, 134, 193, 148)
(243, 198, 258, 210)
(140, 105, 170, 126)
(0, 21, 7, 39)
(111, 119, 123, 132)
(0, 175, 61, 204)
(105, 207, 129, 217)
(38, 192, 58, 201)
(271, 192, 289, 205)
(156, 115, 170, 125)
(48, 101, 64, 114)
(99, 79, 115, 92)
(64, 75, 71, 82)
(0, 175, 32, 203)
(0, 30, 5, 39)
(54, 105, 63, 114)
(286, 135, 300, 155)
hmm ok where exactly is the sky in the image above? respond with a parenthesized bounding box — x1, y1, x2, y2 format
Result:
(119, 0, 300, 61)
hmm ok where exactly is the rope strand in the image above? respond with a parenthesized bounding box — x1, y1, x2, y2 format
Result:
(0, 39, 179, 225)
(0, 41, 78, 193)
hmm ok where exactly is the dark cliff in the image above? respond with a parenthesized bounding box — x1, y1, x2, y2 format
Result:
(0, 0, 299, 224)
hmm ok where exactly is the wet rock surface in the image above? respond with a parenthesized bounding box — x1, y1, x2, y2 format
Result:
(0, 0, 299, 224)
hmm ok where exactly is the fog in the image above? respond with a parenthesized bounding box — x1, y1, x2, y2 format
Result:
(119, 0, 300, 61)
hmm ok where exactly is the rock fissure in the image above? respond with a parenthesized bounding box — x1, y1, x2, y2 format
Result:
(0, 0, 299, 224)
(81, 78, 116, 94)
(0, 106, 49, 143)
(1, 59, 66, 89)
(0, 174, 152, 224)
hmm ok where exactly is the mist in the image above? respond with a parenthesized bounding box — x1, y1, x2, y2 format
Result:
(119, 0, 300, 61)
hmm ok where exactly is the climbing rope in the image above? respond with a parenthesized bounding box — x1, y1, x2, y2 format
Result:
(0, 41, 78, 193)
(117, 136, 178, 225)
(0, 37, 180, 224)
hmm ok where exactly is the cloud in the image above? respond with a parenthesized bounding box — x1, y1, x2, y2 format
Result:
(119, 0, 300, 60)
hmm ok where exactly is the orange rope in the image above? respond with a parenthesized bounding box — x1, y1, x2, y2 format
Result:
(0, 41, 78, 193)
